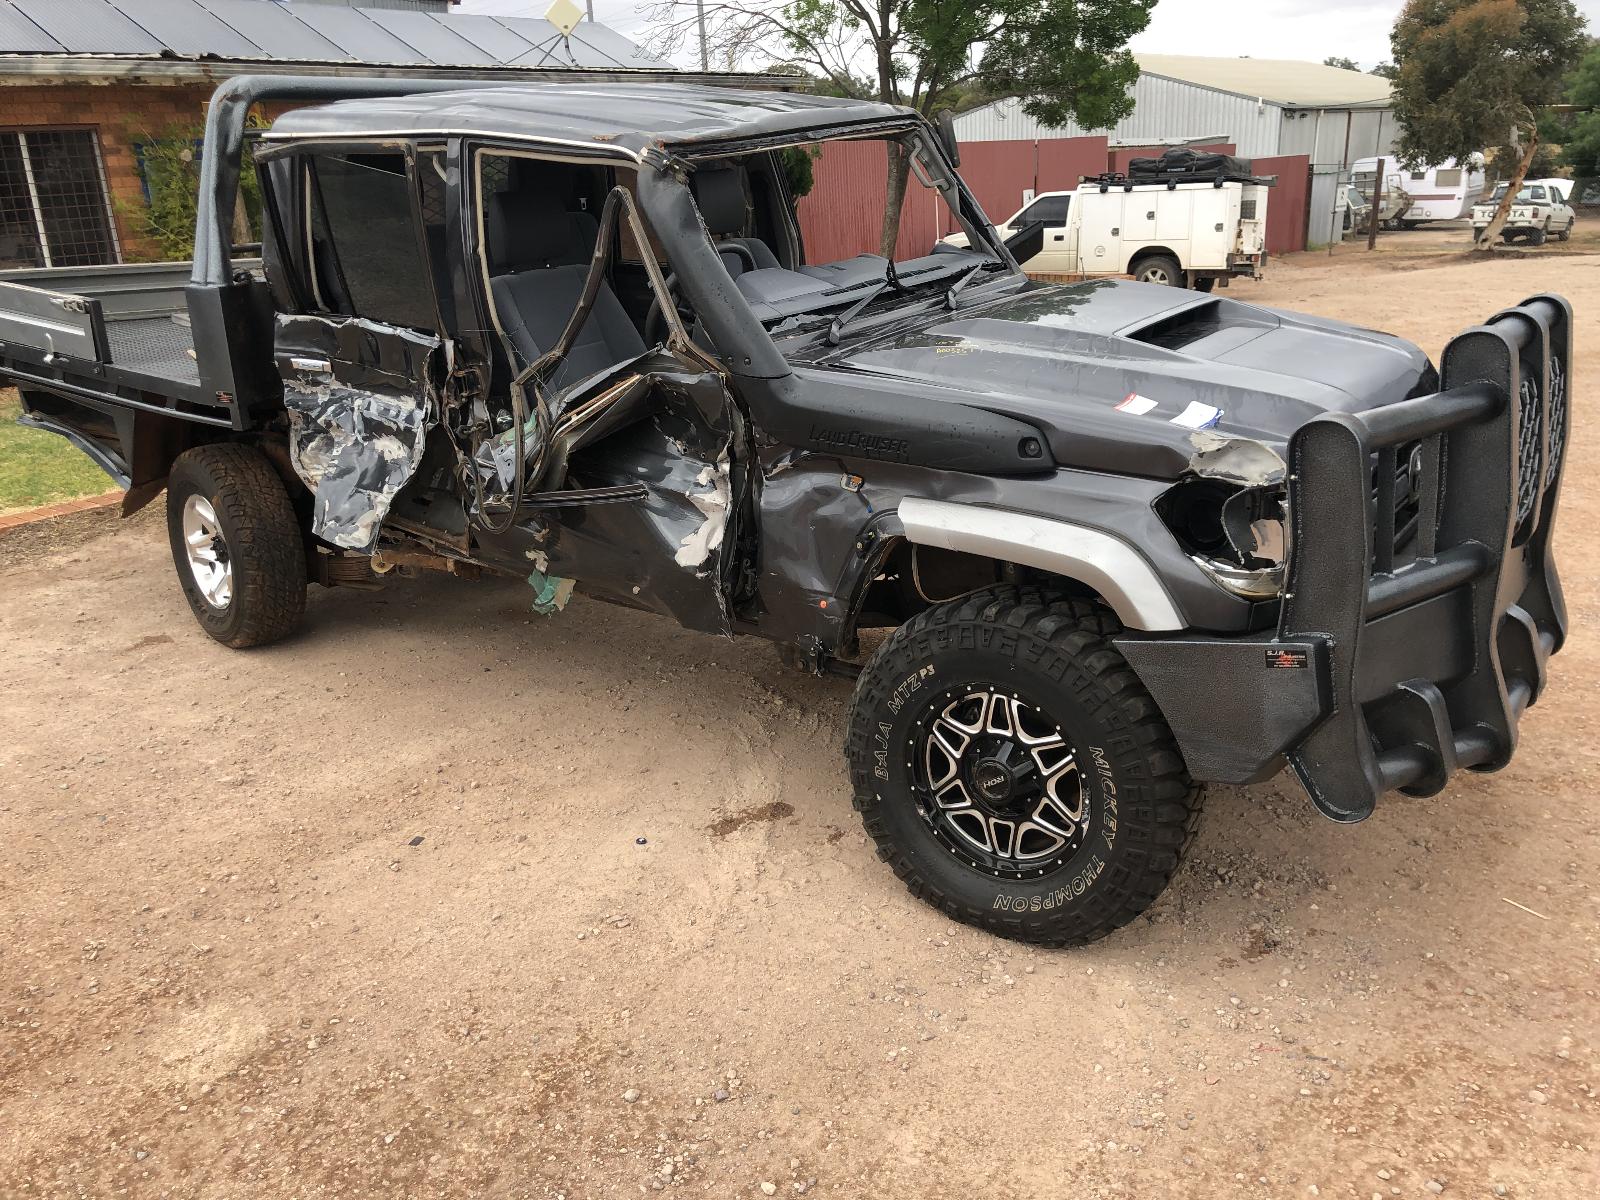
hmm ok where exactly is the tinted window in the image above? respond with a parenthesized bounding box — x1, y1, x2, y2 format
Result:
(1016, 195, 1070, 227)
(307, 152, 435, 330)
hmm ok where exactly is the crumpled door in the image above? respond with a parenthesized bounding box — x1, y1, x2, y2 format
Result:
(275, 313, 444, 551)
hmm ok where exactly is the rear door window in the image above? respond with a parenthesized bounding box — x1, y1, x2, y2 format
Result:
(305, 151, 436, 331)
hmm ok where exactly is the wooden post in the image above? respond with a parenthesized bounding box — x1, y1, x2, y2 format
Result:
(1367, 156, 1384, 250)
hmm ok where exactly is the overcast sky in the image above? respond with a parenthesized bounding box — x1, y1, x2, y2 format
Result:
(459, 0, 1599, 70)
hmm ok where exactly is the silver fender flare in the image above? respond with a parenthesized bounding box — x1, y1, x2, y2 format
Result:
(897, 497, 1186, 632)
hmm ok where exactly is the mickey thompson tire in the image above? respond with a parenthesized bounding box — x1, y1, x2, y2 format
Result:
(166, 444, 307, 649)
(846, 587, 1202, 946)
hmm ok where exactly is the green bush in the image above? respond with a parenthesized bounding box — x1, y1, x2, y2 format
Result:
(123, 118, 263, 261)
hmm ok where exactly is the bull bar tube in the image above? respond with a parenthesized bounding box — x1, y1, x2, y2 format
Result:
(1118, 293, 1571, 822)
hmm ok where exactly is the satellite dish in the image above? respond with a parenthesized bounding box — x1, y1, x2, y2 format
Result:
(545, 0, 584, 38)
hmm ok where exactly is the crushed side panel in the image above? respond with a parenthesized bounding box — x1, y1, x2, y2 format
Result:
(276, 315, 443, 552)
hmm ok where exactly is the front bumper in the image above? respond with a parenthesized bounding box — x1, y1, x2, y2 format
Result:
(1118, 295, 1571, 822)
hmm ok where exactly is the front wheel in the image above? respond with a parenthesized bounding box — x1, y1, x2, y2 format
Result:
(846, 587, 1202, 946)
(166, 444, 307, 648)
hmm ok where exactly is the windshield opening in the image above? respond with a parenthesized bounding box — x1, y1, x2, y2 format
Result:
(682, 130, 1017, 342)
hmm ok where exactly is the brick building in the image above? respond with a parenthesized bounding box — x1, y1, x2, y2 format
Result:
(0, 0, 770, 267)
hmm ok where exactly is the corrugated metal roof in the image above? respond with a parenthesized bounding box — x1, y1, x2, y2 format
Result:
(1135, 54, 1392, 108)
(10, 0, 165, 55)
(0, 0, 672, 70)
(117, 0, 262, 58)
(193, 0, 350, 61)
(0, 3, 60, 53)
(291, 5, 432, 63)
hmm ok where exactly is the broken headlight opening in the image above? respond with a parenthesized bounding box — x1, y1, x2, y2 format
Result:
(1157, 477, 1287, 600)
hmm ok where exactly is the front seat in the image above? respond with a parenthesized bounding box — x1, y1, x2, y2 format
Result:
(691, 165, 780, 278)
(488, 186, 645, 394)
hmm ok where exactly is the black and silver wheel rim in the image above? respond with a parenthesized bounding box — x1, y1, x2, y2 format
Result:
(910, 685, 1091, 880)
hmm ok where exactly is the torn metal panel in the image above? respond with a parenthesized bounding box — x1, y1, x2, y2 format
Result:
(471, 362, 742, 638)
(675, 454, 731, 569)
(275, 315, 443, 552)
(1187, 429, 1287, 487)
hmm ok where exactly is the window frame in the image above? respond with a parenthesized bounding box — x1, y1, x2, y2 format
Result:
(255, 137, 442, 334)
(1014, 194, 1071, 229)
(0, 125, 120, 269)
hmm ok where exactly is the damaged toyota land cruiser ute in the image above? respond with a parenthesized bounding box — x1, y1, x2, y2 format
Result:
(0, 79, 1571, 946)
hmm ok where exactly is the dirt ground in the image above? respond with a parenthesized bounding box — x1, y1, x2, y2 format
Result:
(2, 243, 1597, 1199)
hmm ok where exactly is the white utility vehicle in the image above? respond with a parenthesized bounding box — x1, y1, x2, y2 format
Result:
(1361, 155, 1485, 225)
(1472, 180, 1577, 244)
(943, 155, 1270, 291)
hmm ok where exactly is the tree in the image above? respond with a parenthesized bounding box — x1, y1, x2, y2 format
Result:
(1371, 61, 1399, 79)
(644, 0, 1155, 253)
(1559, 39, 1600, 176)
(1489, 138, 1559, 180)
(1323, 55, 1360, 70)
(1388, 0, 1588, 248)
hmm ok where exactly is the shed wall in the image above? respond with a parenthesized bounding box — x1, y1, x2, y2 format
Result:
(953, 76, 1285, 159)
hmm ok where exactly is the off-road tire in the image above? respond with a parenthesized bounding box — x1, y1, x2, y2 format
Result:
(846, 586, 1202, 946)
(166, 444, 307, 648)
(1132, 254, 1184, 288)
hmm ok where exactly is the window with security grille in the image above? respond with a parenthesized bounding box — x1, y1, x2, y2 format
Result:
(0, 129, 119, 269)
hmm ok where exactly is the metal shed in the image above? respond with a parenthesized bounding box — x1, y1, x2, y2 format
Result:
(952, 53, 1396, 166)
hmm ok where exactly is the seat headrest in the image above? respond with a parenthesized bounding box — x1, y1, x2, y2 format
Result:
(692, 166, 750, 237)
(489, 189, 597, 272)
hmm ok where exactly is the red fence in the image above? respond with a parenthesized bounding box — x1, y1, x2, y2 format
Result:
(794, 137, 1312, 263)
(796, 135, 1109, 258)
(1252, 154, 1311, 256)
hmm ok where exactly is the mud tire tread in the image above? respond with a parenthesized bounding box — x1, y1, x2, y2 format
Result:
(846, 585, 1202, 947)
(166, 444, 306, 649)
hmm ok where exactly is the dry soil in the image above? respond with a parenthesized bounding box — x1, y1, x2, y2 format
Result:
(2, 242, 1597, 1199)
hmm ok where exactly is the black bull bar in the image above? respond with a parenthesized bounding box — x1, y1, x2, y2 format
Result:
(1120, 294, 1571, 822)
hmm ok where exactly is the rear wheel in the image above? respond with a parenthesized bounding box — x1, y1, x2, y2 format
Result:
(166, 444, 307, 648)
(845, 586, 1202, 946)
(1188, 274, 1217, 293)
(1132, 254, 1184, 288)
(1528, 223, 1548, 246)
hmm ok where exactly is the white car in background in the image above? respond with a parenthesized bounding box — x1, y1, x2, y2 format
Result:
(1472, 181, 1576, 244)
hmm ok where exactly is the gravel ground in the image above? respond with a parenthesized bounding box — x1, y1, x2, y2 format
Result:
(2, 245, 1597, 1198)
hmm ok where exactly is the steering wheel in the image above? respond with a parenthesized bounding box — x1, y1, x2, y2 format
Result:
(644, 243, 758, 346)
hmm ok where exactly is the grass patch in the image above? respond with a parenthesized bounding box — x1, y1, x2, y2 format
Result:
(0, 388, 116, 513)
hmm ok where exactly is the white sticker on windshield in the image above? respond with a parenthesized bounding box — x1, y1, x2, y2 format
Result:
(1115, 392, 1158, 415)
(1169, 401, 1222, 430)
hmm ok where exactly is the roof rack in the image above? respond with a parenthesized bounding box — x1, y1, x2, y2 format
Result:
(1078, 170, 1278, 191)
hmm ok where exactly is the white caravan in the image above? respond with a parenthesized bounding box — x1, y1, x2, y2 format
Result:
(1357, 156, 1486, 224)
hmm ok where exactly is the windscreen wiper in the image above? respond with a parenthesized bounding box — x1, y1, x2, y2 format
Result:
(944, 260, 998, 310)
(826, 279, 893, 345)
